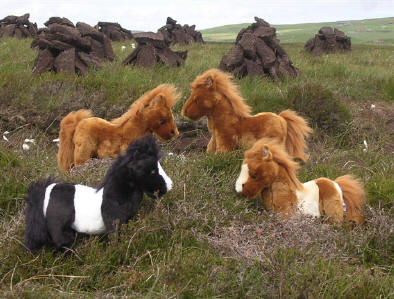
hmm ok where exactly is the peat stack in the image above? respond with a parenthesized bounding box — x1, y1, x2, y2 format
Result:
(304, 27, 351, 55)
(96, 22, 133, 41)
(123, 32, 187, 68)
(220, 17, 299, 79)
(158, 17, 204, 45)
(0, 13, 38, 38)
(31, 18, 115, 75)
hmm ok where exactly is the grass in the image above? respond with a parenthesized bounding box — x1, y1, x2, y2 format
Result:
(0, 36, 393, 297)
(201, 17, 394, 45)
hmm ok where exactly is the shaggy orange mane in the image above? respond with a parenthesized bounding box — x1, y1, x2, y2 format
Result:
(112, 84, 180, 125)
(247, 139, 304, 190)
(191, 69, 252, 118)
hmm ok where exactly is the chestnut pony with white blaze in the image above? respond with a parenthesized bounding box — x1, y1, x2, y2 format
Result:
(58, 84, 180, 173)
(235, 139, 365, 224)
(182, 69, 312, 161)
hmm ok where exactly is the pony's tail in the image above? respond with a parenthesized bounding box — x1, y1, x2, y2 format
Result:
(24, 178, 54, 252)
(335, 175, 366, 225)
(57, 109, 92, 173)
(279, 110, 312, 162)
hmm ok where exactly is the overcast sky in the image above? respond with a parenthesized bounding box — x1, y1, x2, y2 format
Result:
(2, 0, 393, 31)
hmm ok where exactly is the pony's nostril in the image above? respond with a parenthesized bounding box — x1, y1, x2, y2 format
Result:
(242, 184, 245, 188)
(171, 129, 175, 135)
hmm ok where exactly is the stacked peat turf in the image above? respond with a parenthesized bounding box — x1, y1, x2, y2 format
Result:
(123, 32, 187, 68)
(220, 17, 299, 79)
(304, 27, 351, 55)
(0, 13, 38, 38)
(158, 17, 204, 45)
(96, 22, 133, 41)
(31, 17, 115, 75)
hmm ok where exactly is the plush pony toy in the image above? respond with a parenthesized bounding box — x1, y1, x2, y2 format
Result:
(236, 139, 365, 224)
(24, 135, 173, 252)
(182, 69, 312, 161)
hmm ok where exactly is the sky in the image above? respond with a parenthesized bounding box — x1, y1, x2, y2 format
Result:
(1, 0, 393, 31)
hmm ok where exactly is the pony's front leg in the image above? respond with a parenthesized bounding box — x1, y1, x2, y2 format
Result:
(207, 135, 216, 153)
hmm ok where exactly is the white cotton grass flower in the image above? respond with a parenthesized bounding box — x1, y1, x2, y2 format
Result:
(22, 143, 30, 151)
(121, 45, 126, 51)
(363, 140, 368, 152)
(53, 138, 60, 143)
(370, 104, 376, 110)
(24, 138, 35, 144)
(2, 131, 9, 141)
(131, 43, 136, 49)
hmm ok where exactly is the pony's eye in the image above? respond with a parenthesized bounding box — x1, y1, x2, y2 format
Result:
(250, 173, 258, 179)
(160, 119, 166, 125)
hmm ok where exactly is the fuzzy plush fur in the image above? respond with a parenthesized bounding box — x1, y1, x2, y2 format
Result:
(182, 69, 312, 161)
(235, 139, 365, 224)
(58, 84, 180, 173)
(25, 136, 173, 252)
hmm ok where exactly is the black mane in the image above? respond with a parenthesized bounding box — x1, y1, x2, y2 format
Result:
(98, 135, 161, 190)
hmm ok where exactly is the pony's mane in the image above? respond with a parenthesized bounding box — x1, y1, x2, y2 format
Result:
(191, 68, 251, 118)
(97, 135, 160, 190)
(112, 84, 180, 124)
(249, 139, 304, 190)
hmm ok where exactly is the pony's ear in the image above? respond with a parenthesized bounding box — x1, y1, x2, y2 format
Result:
(206, 76, 214, 88)
(262, 146, 272, 160)
(151, 95, 165, 106)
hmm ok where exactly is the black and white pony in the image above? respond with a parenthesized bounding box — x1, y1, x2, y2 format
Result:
(24, 135, 173, 252)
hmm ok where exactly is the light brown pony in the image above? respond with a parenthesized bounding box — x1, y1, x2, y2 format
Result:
(58, 84, 180, 173)
(235, 139, 365, 224)
(182, 69, 312, 161)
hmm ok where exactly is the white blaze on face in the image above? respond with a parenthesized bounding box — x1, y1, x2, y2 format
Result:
(158, 161, 173, 191)
(235, 163, 249, 193)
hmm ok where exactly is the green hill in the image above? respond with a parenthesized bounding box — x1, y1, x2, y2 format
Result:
(201, 17, 394, 45)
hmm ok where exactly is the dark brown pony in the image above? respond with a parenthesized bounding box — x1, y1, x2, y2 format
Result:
(58, 84, 180, 173)
(182, 69, 312, 161)
(235, 139, 365, 224)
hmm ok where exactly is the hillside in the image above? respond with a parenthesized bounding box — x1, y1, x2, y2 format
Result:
(0, 38, 393, 297)
(201, 17, 394, 45)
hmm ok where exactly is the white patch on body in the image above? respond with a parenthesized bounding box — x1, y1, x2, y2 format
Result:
(72, 185, 106, 234)
(235, 163, 249, 193)
(296, 180, 321, 217)
(43, 183, 57, 216)
(333, 181, 346, 212)
(158, 162, 173, 191)
(43, 184, 105, 234)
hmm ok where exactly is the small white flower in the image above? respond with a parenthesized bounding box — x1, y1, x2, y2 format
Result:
(363, 148, 367, 152)
(131, 43, 136, 49)
(3, 131, 9, 135)
(168, 152, 174, 156)
(53, 138, 60, 143)
(3, 135, 8, 141)
(363, 140, 368, 149)
(22, 143, 30, 151)
(370, 104, 376, 110)
(121, 45, 126, 51)
(24, 138, 35, 144)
